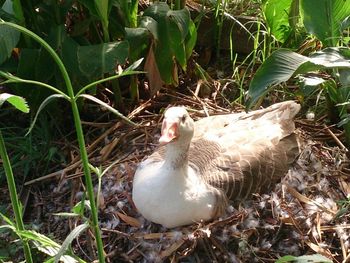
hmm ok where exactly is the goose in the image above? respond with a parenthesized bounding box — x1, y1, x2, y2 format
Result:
(132, 101, 300, 228)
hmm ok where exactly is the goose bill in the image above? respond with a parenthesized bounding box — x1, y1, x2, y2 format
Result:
(159, 122, 179, 145)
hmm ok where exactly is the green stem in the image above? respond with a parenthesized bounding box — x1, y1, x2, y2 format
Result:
(0, 131, 33, 263)
(75, 70, 144, 98)
(0, 73, 70, 99)
(0, 21, 105, 262)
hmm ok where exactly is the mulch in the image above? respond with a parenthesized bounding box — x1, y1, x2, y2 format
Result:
(2, 90, 350, 262)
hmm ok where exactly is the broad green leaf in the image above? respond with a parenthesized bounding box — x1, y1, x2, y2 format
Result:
(143, 2, 170, 20)
(61, 35, 89, 90)
(142, 3, 192, 84)
(247, 48, 350, 108)
(54, 222, 89, 263)
(16, 49, 40, 80)
(185, 20, 197, 60)
(125, 27, 150, 62)
(247, 49, 310, 107)
(94, 0, 109, 22)
(167, 8, 190, 41)
(139, 16, 158, 41)
(26, 94, 66, 135)
(301, 0, 350, 46)
(263, 0, 293, 43)
(0, 93, 29, 113)
(77, 0, 100, 17)
(0, 22, 20, 64)
(77, 41, 129, 79)
(167, 18, 186, 68)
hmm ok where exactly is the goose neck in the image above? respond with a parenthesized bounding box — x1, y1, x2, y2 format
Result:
(164, 142, 190, 169)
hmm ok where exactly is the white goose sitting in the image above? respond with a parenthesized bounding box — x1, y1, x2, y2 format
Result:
(132, 101, 300, 228)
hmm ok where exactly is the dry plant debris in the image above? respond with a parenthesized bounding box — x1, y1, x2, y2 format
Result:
(3, 94, 350, 263)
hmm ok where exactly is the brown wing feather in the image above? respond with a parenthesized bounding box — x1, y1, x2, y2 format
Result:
(189, 101, 300, 203)
(148, 101, 300, 209)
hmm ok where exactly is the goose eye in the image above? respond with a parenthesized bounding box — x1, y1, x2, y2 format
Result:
(181, 115, 186, 123)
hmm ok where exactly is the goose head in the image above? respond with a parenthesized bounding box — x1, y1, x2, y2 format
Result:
(159, 107, 194, 146)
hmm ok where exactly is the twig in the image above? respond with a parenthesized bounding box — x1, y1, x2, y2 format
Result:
(323, 124, 348, 151)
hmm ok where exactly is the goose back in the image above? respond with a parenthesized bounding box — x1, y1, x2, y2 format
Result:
(148, 101, 300, 206)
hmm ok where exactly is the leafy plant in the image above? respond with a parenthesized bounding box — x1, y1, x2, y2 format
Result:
(0, 1, 197, 108)
(0, 93, 33, 263)
(0, 20, 142, 262)
(247, 0, 350, 145)
(0, 212, 87, 262)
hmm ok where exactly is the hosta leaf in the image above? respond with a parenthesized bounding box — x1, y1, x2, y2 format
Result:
(0, 93, 29, 113)
(125, 27, 150, 62)
(185, 20, 197, 60)
(247, 48, 350, 108)
(247, 49, 310, 108)
(0, 24, 20, 64)
(141, 2, 193, 85)
(77, 41, 129, 79)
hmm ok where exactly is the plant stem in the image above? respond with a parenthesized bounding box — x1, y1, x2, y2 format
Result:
(0, 131, 33, 263)
(0, 21, 106, 262)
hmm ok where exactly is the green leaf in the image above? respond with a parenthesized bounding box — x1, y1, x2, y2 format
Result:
(125, 27, 150, 62)
(72, 200, 90, 215)
(0, 93, 29, 113)
(301, 0, 350, 46)
(247, 48, 350, 108)
(77, 0, 100, 17)
(77, 41, 129, 79)
(19, 230, 61, 251)
(26, 94, 66, 135)
(52, 212, 81, 218)
(141, 3, 192, 84)
(276, 254, 332, 263)
(0, 212, 16, 228)
(54, 223, 89, 263)
(0, 24, 20, 64)
(276, 255, 296, 263)
(263, 0, 293, 43)
(341, 15, 350, 31)
(247, 49, 310, 107)
(185, 20, 197, 60)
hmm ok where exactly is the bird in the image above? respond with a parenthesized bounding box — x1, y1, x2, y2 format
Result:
(132, 101, 300, 228)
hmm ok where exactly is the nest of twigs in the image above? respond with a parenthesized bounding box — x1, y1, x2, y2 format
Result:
(15, 91, 350, 263)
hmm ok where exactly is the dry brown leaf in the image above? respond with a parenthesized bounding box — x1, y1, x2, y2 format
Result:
(305, 241, 333, 259)
(116, 212, 141, 228)
(134, 232, 181, 240)
(160, 239, 185, 259)
(285, 184, 336, 215)
(144, 42, 163, 97)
